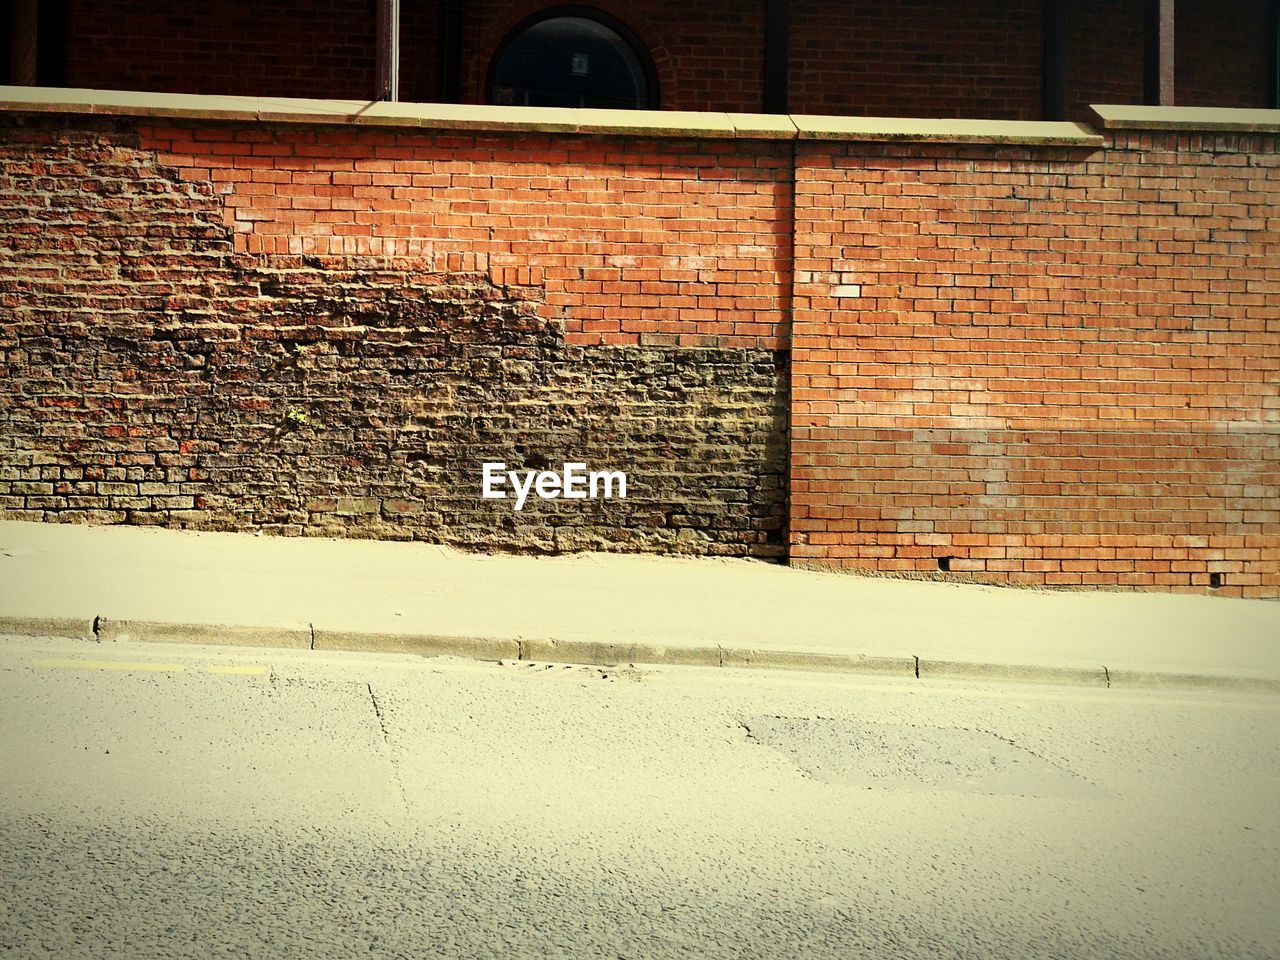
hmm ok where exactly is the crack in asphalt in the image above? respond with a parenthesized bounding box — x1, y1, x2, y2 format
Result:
(366, 681, 409, 813)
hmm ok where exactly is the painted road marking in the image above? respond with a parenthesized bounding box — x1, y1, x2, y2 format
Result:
(32, 658, 186, 672)
(31, 659, 269, 676)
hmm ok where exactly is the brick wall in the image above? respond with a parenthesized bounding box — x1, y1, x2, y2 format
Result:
(398, 2, 445, 104)
(63, 0, 379, 100)
(2, 105, 1277, 594)
(1065, 0, 1143, 119)
(137, 123, 792, 350)
(789, 133, 1280, 598)
(1176, 0, 1273, 109)
(789, 0, 1045, 120)
(0, 116, 788, 556)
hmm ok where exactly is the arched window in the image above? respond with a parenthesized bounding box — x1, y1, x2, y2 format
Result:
(488, 9, 657, 110)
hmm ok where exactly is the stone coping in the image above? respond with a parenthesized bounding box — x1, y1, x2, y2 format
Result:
(1, 84, 1103, 145)
(792, 114, 1101, 145)
(1091, 104, 1280, 133)
(4, 86, 1274, 142)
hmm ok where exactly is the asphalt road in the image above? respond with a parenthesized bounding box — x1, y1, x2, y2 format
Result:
(1, 636, 1276, 959)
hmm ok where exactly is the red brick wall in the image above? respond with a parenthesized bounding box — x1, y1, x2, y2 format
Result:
(788, 0, 1045, 120)
(138, 124, 792, 350)
(2, 107, 1277, 593)
(789, 133, 1280, 598)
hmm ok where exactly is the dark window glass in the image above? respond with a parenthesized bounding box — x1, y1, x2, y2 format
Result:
(490, 16, 652, 109)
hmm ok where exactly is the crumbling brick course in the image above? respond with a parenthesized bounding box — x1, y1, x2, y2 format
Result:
(0, 117, 788, 557)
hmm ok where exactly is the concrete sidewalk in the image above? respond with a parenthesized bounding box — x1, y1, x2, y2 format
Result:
(1, 519, 1277, 690)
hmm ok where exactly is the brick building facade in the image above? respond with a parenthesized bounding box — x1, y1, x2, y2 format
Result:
(6, 1, 1280, 119)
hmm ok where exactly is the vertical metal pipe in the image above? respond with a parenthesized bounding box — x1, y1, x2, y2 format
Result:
(1270, 0, 1280, 108)
(376, 0, 400, 101)
(1144, 0, 1175, 106)
(389, 0, 400, 102)
(377, 0, 390, 99)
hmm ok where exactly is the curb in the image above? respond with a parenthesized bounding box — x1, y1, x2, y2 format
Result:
(98, 619, 312, 650)
(0, 616, 96, 642)
(917, 659, 1106, 687)
(3, 615, 1278, 694)
(314, 629, 520, 661)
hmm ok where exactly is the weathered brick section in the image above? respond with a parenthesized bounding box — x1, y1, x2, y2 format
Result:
(135, 125, 792, 351)
(0, 118, 787, 557)
(790, 135, 1280, 597)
